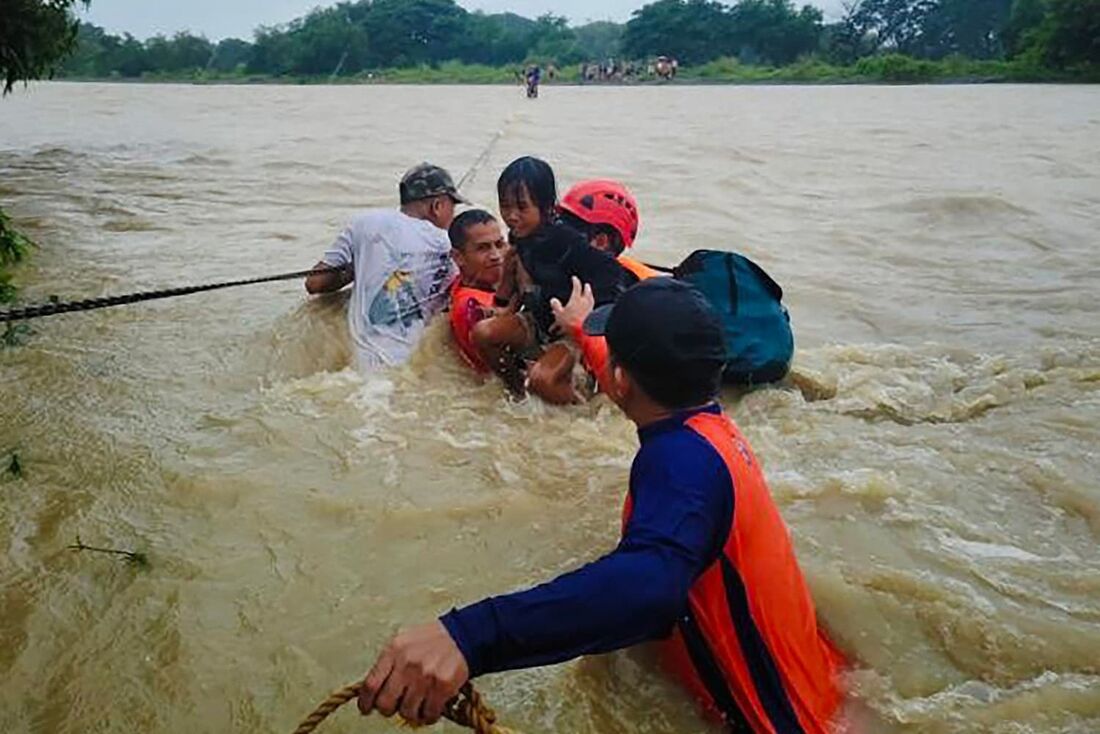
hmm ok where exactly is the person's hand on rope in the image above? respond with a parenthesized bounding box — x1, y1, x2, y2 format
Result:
(550, 276, 595, 338)
(357, 620, 470, 727)
(304, 260, 353, 295)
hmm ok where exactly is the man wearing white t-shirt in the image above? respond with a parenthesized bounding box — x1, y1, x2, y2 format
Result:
(306, 163, 464, 369)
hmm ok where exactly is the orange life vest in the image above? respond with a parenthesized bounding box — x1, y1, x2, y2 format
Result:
(449, 283, 495, 373)
(622, 410, 845, 734)
(618, 254, 664, 281)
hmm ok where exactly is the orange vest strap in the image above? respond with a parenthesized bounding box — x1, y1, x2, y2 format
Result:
(617, 255, 665, 281)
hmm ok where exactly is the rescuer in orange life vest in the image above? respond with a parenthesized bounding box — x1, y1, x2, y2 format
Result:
(354, 277, 847, 734)
(558, 178, 663, 282)
(554, 178, 664, 394)
(446, 209, 510, 373)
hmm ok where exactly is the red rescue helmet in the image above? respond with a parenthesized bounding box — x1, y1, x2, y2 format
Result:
(559, 179, 640, 249)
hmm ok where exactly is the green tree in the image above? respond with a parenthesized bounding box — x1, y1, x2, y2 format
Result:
(622, 0, 735, 65)
(210, 38, 253, 72)
(144, 32, 214, 73)
(455, 12, 534, 65)
(363, 0, 468, 66)
(573, 21, 624, 60)
(1, 0, 90, 92)
(728, 0, 823, 65)
(920, 0, 1014, 58)
(106, 32, 149, 76)
(527, 14, 581, 64)
(1003, 0, 1049, 53)
(63, 24, 151, 77)
(60, 21, 105, 75)
(1035, 0, 1100, 65)
(842, 0, 940, 56)
(248, 26, 296, 75)
(836, 0, 1024, 59)
(284, 5, 370, 75)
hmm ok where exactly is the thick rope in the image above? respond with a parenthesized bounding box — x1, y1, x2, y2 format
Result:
(293, 681, 517, 734)
(455, 128, 504, 192)
(0, 267, 342, 322)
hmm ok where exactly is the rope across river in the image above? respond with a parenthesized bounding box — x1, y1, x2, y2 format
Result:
(0, 113, 514, 324)
(293, 681, 517, 734)
(0, 266, 342, 322)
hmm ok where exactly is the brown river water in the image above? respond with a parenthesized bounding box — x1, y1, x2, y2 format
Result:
(1, 82, 1099, 734)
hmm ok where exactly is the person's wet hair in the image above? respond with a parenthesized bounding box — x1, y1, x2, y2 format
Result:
(497, 156, 557, 223)
(448, 209, 498, 250)
(560, 211, 625, 256)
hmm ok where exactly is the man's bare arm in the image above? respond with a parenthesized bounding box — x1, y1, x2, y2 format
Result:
(305, 260, 353, 294)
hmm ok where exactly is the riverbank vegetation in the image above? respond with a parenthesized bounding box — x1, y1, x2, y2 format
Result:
(0, 210, 35, 304)
(53, 0, 1100, 84)
(2, 0, 90, 302)
(59, 52, 1096, 86)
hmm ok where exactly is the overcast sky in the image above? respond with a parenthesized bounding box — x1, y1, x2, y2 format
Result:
(80, 0, 847, 41)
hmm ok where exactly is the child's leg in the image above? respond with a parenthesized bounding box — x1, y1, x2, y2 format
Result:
(528, 342, 581, 405)
(471, 313, 533, 396)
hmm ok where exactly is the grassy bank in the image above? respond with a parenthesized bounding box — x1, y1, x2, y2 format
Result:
(58, 55, 1100, 86)
(681, 54, 1100, 84)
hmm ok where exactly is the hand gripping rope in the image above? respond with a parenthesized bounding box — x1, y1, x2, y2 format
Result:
(292, 681, 518, 734)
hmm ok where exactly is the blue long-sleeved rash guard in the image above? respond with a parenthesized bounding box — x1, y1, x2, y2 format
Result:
(440, 404, 735, 677)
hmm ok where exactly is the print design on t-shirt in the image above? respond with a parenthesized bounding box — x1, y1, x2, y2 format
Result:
(366, 252, 453, 333)
(369, 269, 421, 331)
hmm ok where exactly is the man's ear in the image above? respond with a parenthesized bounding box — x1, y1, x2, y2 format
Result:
(609, 363, 631, 403)
(592, 232, 611, 252)
(431, 197, 453, 228)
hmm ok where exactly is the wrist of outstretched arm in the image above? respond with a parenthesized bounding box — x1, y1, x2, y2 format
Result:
(569, 321, 586, 344)
(439, 601, 498, 678)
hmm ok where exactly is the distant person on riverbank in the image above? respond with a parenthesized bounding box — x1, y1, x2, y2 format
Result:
(354, 278, 847, 734)
(525, 65, 541, 98)
(656, 56, 674, 80)
(304, 163, 463, 369)
(446, 209, 509, 373)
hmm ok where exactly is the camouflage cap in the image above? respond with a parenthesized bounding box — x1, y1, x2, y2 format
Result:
(399, 162, 469, 205)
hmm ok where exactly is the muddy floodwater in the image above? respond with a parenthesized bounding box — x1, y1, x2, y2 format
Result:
(1, 82, 1099, 733)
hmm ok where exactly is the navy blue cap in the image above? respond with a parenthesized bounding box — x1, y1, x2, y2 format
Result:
(584, 278, 727, 371)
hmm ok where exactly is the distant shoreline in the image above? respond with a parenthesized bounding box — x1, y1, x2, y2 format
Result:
(54, 56, 1100, 88)
(53, 75, 1098, 88)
